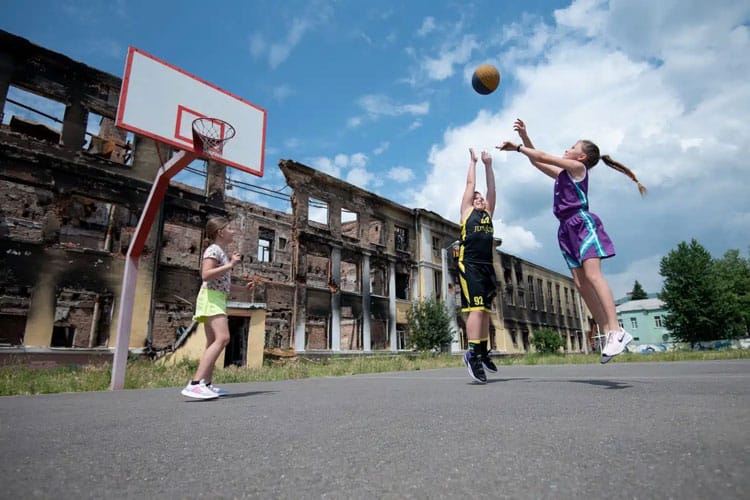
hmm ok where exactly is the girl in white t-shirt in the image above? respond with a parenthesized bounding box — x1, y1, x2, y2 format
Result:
(181, 217, 253, 400)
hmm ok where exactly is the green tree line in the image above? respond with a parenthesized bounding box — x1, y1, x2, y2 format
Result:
(660, 239, 750, 343)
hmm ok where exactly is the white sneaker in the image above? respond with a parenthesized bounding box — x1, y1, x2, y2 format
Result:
(600, 330, 634, 363)
(181, 379, 219, 400)
(208, 384, 228, 396)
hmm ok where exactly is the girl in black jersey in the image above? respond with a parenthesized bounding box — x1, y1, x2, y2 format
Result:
(459, 149, 498, 384)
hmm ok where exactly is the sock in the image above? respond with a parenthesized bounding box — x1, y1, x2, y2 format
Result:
(190, 380, 200, 385)
(468, 341, 485, 357)
(205, 381, 212, 386)
(479, 339, 488, 356)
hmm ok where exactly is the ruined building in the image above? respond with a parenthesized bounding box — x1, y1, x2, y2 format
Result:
(0, 30, 594, 363)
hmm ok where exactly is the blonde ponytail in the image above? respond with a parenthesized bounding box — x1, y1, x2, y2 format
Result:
(601, 155, 647, 196)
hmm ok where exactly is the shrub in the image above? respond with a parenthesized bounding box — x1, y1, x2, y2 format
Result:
(532, 328, 564, 354)
(406, 297, 454, 352)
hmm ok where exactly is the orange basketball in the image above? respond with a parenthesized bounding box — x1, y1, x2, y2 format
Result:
(472, 64, 500, 95)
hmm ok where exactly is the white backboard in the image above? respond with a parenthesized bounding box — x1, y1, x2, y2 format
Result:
(116, 47, 266, 176)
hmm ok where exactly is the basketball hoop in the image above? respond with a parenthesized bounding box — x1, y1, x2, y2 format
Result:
(192, 117, 235, 158)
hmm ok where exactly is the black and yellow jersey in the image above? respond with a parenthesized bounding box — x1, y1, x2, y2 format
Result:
(459, 208, 494, 264)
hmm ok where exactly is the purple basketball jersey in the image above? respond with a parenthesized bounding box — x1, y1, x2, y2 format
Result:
(553, 170, 615, 268)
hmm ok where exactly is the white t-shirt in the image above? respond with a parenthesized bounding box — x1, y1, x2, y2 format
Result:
(201, 244, 231, 294)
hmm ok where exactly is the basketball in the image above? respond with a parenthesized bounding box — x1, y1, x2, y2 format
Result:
(471, 64, 500, 95)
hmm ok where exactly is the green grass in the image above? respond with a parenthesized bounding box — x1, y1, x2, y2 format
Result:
(1, 349, 748, 396)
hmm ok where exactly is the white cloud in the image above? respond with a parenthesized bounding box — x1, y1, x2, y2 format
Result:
(417, 17, 436, 37)
(346, 167, 375, 188)
(414, 0, 750, 284)
(272, 84, 293, 102)
(387, 166, 414, 183)
(373, 141, 390, 155)
(357, 94, 430, 118)
(422, 35, 479, 80)
(309, 152, 372, 188)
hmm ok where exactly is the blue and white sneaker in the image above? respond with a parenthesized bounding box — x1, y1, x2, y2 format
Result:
(482, 351, 498, 373)
(208, 383, 228, 396)
(463, 350, 487, 384)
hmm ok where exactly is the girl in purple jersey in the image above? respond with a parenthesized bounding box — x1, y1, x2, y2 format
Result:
(497, 119, 646, 362)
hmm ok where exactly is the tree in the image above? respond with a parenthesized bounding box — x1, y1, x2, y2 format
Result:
(712, 249, 750, 338)
(659, 240, 722, 343)
(531, 328, 564, 354)
(406, 297, 454, 352)
(630, 280, 648, 300)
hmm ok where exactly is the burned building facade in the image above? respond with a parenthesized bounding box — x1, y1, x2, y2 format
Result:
(0, 30, 593, 361)
(0, 30, 293, 364)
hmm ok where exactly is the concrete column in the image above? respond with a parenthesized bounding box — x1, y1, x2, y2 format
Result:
(330, 246, 341, 351)
(361, 252, 371, 352)
(23, 266, 56, 347)
(389, 260, 397, 351)
(294, 285, 307, 352)
(62, 96, 87, 151)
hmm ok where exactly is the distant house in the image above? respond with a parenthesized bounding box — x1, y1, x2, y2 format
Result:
(615, 296, 673, 347)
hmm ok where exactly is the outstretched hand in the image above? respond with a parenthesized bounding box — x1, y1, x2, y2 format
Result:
(496, 141, 519, 152)
(481, 151, 492, 166)
(469, 148, 478, 163)
(513, 118, 529, 139)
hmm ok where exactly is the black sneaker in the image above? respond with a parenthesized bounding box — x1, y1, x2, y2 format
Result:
(463, 350, 487, 384)
(481, 352, 498, 373)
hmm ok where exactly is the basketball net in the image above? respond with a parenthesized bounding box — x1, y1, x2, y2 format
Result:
(192, 117, 236, 158)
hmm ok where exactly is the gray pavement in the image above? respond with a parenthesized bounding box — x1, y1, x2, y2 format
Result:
(1, 360, 748, 499)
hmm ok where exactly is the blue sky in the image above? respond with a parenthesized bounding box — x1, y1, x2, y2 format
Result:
(2, 0, 749, 299)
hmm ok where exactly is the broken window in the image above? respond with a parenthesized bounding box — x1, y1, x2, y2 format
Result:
(85, 115, 132, 164)
(59, 196, 113, 251)
(278, 237, 287, 250)
(340, 294, 363, 350)
(370, 298, 390, 350)
(341, 208, 359, 239)
(368, 219, 384, 246)
(3, 86, 64, 143)
(308, 198, 329, 229)
(258, 227, 274, 263)
(397, 323, 409, 350)
(537, 278, 544, 312)
(52, 289, 111, 348)
(395, 226, 408, 252)
(340, 260, 359, 293)
(528, 276, 536, 310)
(395, 271, 409, 300)
(547, 281, 554, 312)
(432, 236, 440, 257)
(370, 267, 386, 296)
(306, 254, 331, 289)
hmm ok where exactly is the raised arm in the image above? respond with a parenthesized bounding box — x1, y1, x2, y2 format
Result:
(481, 151, 495, 216)
(497, 141, 586, 179)
(513, 119, 562, 179)
(461, 148, 478, 219)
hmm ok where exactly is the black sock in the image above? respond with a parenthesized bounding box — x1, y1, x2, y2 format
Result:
(190, 380, 200, 385)
(479, 340, 488, 356)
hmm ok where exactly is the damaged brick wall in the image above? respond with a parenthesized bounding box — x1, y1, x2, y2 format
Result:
(0, 30, 297, 353)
